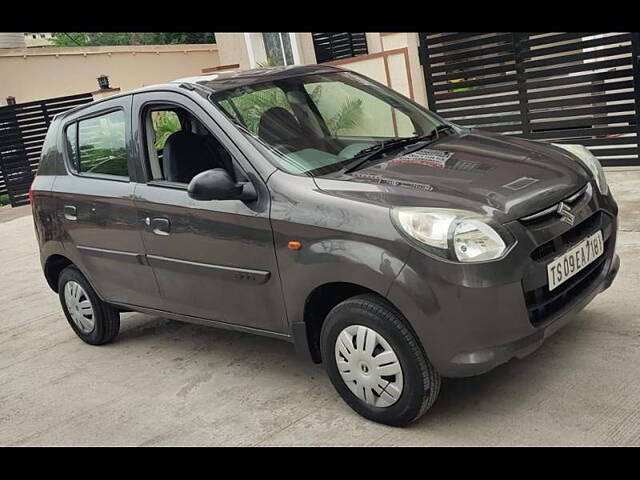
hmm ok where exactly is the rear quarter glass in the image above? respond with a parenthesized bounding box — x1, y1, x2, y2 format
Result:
(37, 118, 63, 175)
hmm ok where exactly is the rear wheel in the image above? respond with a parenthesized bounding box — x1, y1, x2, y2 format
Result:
(58, 266, 120, 345)
(320, 294, 440, 426)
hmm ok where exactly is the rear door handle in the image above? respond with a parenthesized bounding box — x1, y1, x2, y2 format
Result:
(150, 217, 170, 236)
(64, 205, 77, 221)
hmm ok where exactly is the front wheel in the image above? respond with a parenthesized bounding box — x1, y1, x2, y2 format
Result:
(320, 294, 440, 426)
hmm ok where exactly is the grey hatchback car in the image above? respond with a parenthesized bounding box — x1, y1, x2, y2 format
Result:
(31, 65, 620, 426)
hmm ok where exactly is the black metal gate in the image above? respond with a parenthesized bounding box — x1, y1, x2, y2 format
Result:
(418, 32, 640, 166)
(0, 93, 94, 207)
(312, 32, 369, 63)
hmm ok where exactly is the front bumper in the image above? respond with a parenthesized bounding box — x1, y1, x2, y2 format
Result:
(447, 252, 619, 377)
(387, 183, 619, 378)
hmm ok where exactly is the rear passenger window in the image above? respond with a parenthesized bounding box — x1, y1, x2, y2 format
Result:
(66, 110, 129, 178)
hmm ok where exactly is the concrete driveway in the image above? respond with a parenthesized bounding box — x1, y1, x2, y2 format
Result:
(1, 170, 639, 446)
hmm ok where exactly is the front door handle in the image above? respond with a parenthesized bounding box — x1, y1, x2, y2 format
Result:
(150, 217, 170, 236)
(64, 205, 77, 221)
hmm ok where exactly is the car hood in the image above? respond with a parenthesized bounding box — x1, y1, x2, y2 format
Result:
(314, 129, 591, 222)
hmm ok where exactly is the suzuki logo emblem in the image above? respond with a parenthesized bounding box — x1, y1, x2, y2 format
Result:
(557, 202, 575, 226)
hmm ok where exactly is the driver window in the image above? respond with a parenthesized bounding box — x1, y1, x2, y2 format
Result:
(143, 106, 235, 185)
(303, 81, 416, 138)
(152, 110, 182, 150)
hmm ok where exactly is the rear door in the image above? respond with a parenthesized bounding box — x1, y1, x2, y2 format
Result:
(54, 95, 161, 307)
(131, 90, 288, 335)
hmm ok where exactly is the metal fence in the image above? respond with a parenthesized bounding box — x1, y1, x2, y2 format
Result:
(0, 93, 93, 206)
(418, 32, 640, 166)
(312, 32, 369, 63)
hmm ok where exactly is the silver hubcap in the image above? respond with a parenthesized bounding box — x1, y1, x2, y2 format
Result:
(335, 325, 404, 407)
(64, 281, 95, 334)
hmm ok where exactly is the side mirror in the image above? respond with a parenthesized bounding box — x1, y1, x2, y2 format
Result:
(187, 168, 257, 201)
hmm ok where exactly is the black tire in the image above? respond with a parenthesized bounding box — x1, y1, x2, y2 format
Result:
(58, 266, 120, 345)
(320, 294, 440, 427)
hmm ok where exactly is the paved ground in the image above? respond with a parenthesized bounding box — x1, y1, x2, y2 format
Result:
(1, 170, 640, 446)
(0, 203, 32, 224)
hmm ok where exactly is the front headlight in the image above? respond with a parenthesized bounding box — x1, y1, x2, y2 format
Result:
(391, 207, 512, 263)
(553, 143, 608, 195)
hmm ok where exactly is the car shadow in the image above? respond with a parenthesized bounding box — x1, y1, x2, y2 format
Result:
(115, 308, 597, 427)
(412, 311, 598, 429)
(116, 312, 299, 356)
(115, 311, 321, 378)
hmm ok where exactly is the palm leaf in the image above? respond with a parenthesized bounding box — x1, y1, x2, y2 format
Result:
(326, 98, 364, 135)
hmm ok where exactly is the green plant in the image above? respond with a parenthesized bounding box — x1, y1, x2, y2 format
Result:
(51, 32, 216, 47)
(306, 85, 364, 136)
(0, 194, 9, 206)
(222, 81, 364, 138)
(152, 111, 181, 149)
(256, 55, 278, 68)
(228, 88, 294, 134)
(325, 98, 364, 136)
(308, 85, 323, 104)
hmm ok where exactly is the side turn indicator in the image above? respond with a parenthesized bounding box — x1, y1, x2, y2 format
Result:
(288, 241, 302, 251)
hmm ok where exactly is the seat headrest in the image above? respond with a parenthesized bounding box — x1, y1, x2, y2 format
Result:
(257, 107, 304, 145)
(162, 131, 214, 184)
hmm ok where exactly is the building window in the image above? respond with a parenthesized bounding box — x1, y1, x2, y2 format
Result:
(262, 33, 295, 66)
(40, 34, 45, 38)
(32, 34, 36, 39)
(311, 33, 369, 63)
(244, 32, 302, 68)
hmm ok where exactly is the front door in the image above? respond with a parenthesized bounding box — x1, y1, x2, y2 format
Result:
(131, 91, 287, 334)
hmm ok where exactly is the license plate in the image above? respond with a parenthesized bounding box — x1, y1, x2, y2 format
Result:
(547, 230, 604, 291)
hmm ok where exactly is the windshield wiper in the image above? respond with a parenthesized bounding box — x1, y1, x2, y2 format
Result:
(341, 135, 432, 174)
(432, 123, 455, 137)
(341, 124, 454, 174)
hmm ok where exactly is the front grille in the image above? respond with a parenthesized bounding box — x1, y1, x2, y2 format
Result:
(522, 209, 613, 327)
(530, 212, 602, 263)
(520, 183, 590, 227)
(524, 240, 609, 326)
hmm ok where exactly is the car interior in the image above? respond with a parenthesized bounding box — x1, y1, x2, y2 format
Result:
(143, 77, 428, 181)
(143, 106, 237, 185)
(213, 83, 392, 175)
(211, 75, 441, 177)
(144, 101, 358, 182)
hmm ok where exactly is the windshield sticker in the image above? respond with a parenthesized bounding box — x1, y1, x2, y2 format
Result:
(392, 148, 453, 169)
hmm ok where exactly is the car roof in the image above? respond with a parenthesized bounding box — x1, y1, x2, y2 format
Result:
(171, 64, 345, 93)
(54, 64, 346, 121)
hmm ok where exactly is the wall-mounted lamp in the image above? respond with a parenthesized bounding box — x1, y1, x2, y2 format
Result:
(97, 74, 110, 90)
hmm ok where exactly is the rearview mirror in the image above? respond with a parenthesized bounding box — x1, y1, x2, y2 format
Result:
(187, 168, 256, 201)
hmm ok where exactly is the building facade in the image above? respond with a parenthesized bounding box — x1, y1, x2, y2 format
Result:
(23, 32, 54, 47)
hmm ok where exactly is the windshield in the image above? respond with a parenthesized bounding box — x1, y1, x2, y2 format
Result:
(209, 71, 449, 176)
